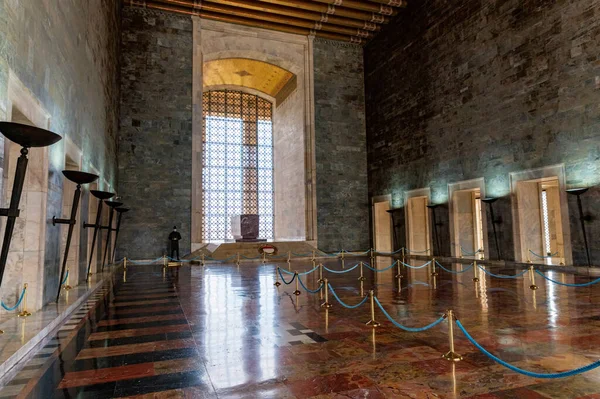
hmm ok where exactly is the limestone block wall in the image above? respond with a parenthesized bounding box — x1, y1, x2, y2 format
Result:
(313, 39, 369, 252)
(365, 0, 600, 264)
(117, 7, 193, 259)
(0, 0, 120, 308)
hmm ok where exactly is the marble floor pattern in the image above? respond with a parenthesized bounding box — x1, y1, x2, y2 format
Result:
(1, 257, 600, 398)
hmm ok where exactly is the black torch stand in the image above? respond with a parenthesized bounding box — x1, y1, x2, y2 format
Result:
(100, 200, 123, 272)
(84, 190, 115, 281)
(53, 171, 98, 302)
(111, 207, 130, 264)
(481, 197, 501, 260)
(0, 122, 61, 289)
(567, 188, 591, 267)
(426, 204, 441, 257)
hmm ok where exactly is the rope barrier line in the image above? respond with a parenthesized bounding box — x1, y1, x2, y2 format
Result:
(323, 263, 360, 274)
(297, 275, 323, 294)
(405, 248, 429, 254)
(328, 284, 369, 309)
(529, 250, 559, 259)
(534, 270, 600, 287)
(374, 248, 404, 256)
(399, 260, 432, 269)
(456, 320, 600, 378)
(298, 265, 319, 276)
(277, 268, 296, 285)
(363, 260, 398, 272)
(460, 246, 482, 256)
(1, 287, 26, 312)
(477, 266, 528, 279)
(434, 261, 474, 274)
(373, 297, 446, 332)
(279, 267, 295, 275)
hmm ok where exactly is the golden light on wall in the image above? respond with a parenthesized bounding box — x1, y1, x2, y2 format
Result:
(203, 58, 296, 104)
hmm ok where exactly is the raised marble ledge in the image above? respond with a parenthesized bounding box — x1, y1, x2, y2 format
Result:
(0, 267, 113, 379)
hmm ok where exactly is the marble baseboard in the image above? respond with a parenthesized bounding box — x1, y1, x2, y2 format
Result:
(0, 266, 116, 378)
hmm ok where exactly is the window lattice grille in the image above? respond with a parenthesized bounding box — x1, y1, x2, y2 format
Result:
(202, 90, 274, 242)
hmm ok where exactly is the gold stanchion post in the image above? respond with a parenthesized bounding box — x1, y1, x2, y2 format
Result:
(472, 260, 479, 282)
(370, 248, 374, 267)
(287, 251, 291, 270)
(123, 267, 127, 282)
(201, 253, 205, 267)
(236, 253, 240, 267)
(395, 261, 403, 279)
(358, 261, 366, 281)
(293, 272, 301, 296)
(442, 310, 462, 361)
(262, 251, 266, 264)
(341, 250, 345, 269)
(312, 250, 316, 268)
(527, 248, 532, 263)
(163, 255, 167, 269)
(431, 258, 438, 276)
(17, 284, 31, 317)
(124, 257, 128, 269)
(401, 247, 405, 259)
(360, 280, 365, 297)
(274, 267, 281, 287)
(459, 246, 463, 258)
(317, 263, 324, 284)
(365, 290, 380, 328)
(529, 265, 538, 290)
(321, 278, 332, 309)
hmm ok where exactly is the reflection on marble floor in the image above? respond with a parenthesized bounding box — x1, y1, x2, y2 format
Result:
(2, 257, 600, 398)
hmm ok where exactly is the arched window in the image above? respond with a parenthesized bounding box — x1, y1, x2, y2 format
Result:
(202, 90, 274, 242)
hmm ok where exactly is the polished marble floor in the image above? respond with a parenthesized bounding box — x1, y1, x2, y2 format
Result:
(2, 257, 600, 398)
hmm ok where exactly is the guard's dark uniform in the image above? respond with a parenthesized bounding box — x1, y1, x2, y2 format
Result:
(168, 228, 182, 260)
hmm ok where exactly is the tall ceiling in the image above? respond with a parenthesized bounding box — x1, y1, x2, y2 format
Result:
(124, 0, 406, 44)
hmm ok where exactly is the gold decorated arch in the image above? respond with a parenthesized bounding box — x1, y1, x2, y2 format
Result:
(203, 58, 296, 104)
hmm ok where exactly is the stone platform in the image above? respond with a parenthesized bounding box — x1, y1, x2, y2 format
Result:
(185, 241, 325, 261)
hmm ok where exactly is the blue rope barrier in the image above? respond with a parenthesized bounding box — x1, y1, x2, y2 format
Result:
(298, 265, 319, 276)
(478, 266, 528, 279)
(434, 261, 474, 274)
(126, 257, 164, 265)
(328, 284, 368, 309)
(460, 246, 482, 256)
(405, 248, 429, 254)
(240, 255, 262, 260)
(323, 263, 360, 274)
(529, 250, 559, 259)
(399, 260, 432, 269)
(298, 275, 323, 294)
(363, 260, 398, 272)
(1, 287, 26, 311)
(375, 248, 404, 256)
(61, 270, 69, 285)
(535, 270, 600, 287)
(456, 320, 600, 378)
(277, 268, 296, 285)
(291, 252, 312, 257)
(279, 267, 295, 275)
(374, 297, 446, 332)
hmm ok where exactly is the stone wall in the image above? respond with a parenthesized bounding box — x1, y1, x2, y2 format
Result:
(314, 39, 369, 252)
(365, 0, 600, 263)
(0, 0, 120, 307)
(117, 7, 193, 259)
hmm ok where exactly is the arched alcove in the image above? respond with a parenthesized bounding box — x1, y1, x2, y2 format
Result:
(191, 18, 317, 249)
